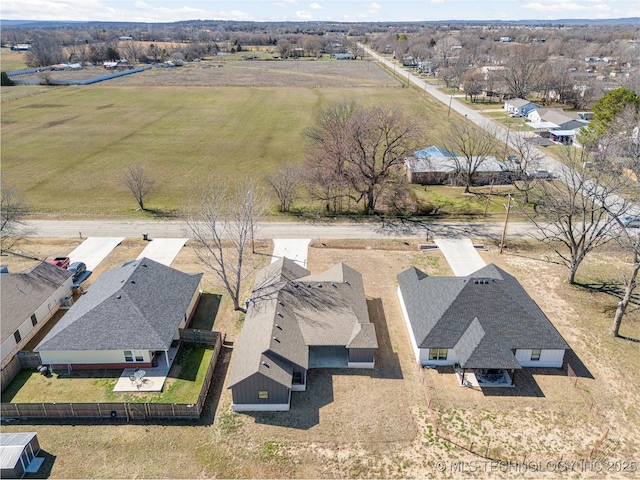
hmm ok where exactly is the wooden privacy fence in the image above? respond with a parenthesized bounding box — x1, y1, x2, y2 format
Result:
(1, 333, 223, 421)
(1, 352, 42, 391)
(180, 328, 220, 346)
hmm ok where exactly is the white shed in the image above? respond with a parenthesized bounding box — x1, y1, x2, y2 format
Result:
(0, 432, 42, 478)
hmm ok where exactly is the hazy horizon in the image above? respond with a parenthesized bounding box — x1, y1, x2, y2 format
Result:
(1, 0, 638, 23)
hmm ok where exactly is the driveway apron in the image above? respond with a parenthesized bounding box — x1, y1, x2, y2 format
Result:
(434, 238, 486, 276)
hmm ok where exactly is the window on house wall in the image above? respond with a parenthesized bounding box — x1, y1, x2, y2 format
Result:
(13, 330, 21, 344)
(31, 314, 38, 326)
(258, 390, 269, 399)
(124, 350, 134, 362)
(135, 352, 143, 362)
(531, 349, 541, 361)
(292, 371, 303, 384)
(428, 348, 448, 360)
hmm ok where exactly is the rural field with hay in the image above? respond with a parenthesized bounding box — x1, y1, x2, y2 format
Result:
(1, 56, 448, 216)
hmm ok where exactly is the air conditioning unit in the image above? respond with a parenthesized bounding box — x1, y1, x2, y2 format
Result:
(61, 296, 74, 308)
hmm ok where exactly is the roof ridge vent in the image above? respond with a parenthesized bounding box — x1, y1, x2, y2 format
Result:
(275, 323, 282, 330)
(261, 362, 270, 368)
(273, 337, 280, 343)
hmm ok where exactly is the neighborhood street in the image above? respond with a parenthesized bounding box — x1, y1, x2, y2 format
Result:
(24, 218, 532, 241)
(362, 45, 635, 216)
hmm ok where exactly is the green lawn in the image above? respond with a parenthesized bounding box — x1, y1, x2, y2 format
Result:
(1, 345, 214, 404)
(411, 184, 529, 219)
(1, 85, 442, 215)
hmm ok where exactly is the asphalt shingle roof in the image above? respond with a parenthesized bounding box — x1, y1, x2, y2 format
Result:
(1, 262, 72, 343)
(228, 258, 377, 388)
(35, 258, 202, 352)
(397, 264, 568, 368)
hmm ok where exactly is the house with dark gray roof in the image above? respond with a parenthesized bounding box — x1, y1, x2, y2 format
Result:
(1, 262, 73, 368)
(397, 264, 568, 387)
(35, 258, 202, 370)
(228, 257, 378, 412)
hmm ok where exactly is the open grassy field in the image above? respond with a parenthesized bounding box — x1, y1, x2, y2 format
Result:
(0, 47, 29, 72)
(2, 236, 638, 478)
(1, 60, 461, 216)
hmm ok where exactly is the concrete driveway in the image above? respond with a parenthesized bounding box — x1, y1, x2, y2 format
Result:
(136, 238, 188, 266)
(271, 239, 311, 268)
(434, 238, 486, 276)
(67, 237, 125, 271)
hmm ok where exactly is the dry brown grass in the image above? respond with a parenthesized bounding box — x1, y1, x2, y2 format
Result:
(2, 237, 638, 478)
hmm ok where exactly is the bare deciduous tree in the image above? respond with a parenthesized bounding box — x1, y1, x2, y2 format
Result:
(265, 163, 304, 213)
(611, 222, 640, 338)
(508, 134, 544, 204)
(1, 183, 33, 255)
(121, 165, 156, 211)
(526, 148, 632, 284)
(440, 120, 500, 193)
(25, 31, 65, 67)
(501, 45, 543, 99)
(305, 101, 423, 214)
(184, 178, 266, 312)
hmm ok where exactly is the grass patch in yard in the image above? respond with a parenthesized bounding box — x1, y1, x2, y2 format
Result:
(1, 345, 213, 404)
(189, 292, 222, 330)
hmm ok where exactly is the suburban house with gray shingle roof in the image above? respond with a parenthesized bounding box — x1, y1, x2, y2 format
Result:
(35, 258, 202, 370)
(1, 262, 73, 368)
(228, 257, 378, 412)
(397, 264, 568, 387)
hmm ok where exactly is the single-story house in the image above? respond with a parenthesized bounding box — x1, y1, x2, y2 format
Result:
(397, 264, 568, 387)
(527, 108, 554, 123)
(504, 98, 540, 116)
(35, 258, 202, 370)
(540, 110, 588, 131)
(405, 153, 514, 186)
(0, 432, 42, 479)
(1, 262, 73, 368)
(228, 258, 378, 412)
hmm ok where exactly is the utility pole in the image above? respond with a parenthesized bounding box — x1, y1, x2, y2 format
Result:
(499, 194, 512, 254)
(447, 89, 454, 117)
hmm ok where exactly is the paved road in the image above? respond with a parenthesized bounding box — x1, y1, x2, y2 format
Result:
(363, 45, 633, 216)
(25, 219, 530, 241)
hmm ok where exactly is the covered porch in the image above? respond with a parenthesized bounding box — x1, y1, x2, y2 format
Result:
(308, 346, 348, 368)
(113, 344, 180, 392)
(455, 367, 516, 388)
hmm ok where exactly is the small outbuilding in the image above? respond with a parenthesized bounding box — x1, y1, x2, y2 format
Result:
(0, 432, 42, 479)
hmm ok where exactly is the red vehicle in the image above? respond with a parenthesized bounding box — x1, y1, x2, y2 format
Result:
(49, 257, 70, 269)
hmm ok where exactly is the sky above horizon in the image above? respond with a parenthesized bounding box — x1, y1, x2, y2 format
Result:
(1, 0, 638, 23)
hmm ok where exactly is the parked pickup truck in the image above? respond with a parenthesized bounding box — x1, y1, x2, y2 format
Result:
(49, 257, 70, 269)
